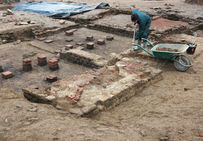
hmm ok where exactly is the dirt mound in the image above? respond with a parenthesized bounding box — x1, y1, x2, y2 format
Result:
(185, 0, 203, 5)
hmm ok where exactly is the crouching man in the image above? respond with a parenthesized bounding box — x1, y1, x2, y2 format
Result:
(131, 8, 151, 50)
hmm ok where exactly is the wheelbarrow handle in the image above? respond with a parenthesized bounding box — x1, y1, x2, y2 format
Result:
(141, 38, 155, 47)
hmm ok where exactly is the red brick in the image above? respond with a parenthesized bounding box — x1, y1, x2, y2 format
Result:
(37, 55, 47, 66)
(48, 58, 58, 64)
(87, 42, 94, 49)
(97, 39, 105, 45)
(65, 29, 76, 36)
(38, 55, 46, 60)
(23, 58, 32, 71)
(48, 58, 59, 70)
(86, 36, 94, 41)
(2, 71, 13, 79)
(23, 58, 31, 64)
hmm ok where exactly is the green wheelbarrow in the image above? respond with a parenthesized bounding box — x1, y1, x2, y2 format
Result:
(134, 38, 196, 72)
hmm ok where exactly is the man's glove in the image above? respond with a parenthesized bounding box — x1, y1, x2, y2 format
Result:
(135, 36, 139, 40)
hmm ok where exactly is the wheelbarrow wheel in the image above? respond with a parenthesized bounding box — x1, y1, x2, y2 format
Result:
(174, 55, 191, 72)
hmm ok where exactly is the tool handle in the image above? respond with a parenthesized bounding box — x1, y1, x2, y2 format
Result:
(132, 24, 137, 43)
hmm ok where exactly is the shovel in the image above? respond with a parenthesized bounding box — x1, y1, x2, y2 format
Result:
(131, 24, 137, 51)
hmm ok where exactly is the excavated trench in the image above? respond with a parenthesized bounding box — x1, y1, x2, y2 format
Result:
(0, 5, 202, 116)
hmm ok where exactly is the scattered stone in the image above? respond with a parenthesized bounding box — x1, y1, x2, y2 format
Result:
(97, 39, 105, 45)
(3, 127, 10, 131)
(16, 40, 21, 44)
(76, 46, 85, 50)
(139, 130, 147, 137)
(27, 117, 39, 122)
(37, 55, 47, 66)
(55, 54, 60, 60)
(97, 105, 104, 110)
(27, 107, 38, 112)
(53, 137, 60, 141)
(153, 7, 162, 10)
(101, 83, 107, 88)
(28, 85, 39, 89)
(178, 130, 184, 134)
(30, 21, 37, 24)
(65, 29, 75, 36)
(181, 39, 186, 42)
(37, 37, 46, 41)
(48, 58, 59, 70)
(160, 137, 169, 141)
(54, 49, 61, 54)
(66, 38, 73, 42)
(81, 104, 97, 114)
(69, 108, 83, 116)
(2, 40, 7, 44)
(6, 9, 14, 15)
(87, 42, 94, 49)
(5, 118, 8, 123)
(184, 87, 191, 91)
(106, 35, 114, 41)
(1, 71, 13, 79)
(165, 6, 171, 9)
(44, 39, 54, 43)
(59, 20, 66, 25)
(86, 36, 94, 41)
(65, 44, 73, 50)
(23, 52, 37, 59)
(23, 58, 32, 71)
(46, 75, 58, 83)
(46, 95, 56, 101)
(0, 65, 3, 72)
(76, 42, 84, 46)
(19, 22, 29, 25)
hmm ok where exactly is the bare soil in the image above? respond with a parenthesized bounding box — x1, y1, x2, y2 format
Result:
(0, 46, 202, 141)
(0, 42, 90, 92)
(156, 47, 178, 52)
(29, 27, 132, 60)
(0, 0, 202, 140)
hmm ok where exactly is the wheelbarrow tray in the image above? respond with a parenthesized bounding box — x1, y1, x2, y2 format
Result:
(151, 44, 188, 60)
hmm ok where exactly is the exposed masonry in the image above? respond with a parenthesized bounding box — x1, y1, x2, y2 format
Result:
(0, 5, 202, 116)
(22, 56, 162, 116)
(60, 49, 107, 68)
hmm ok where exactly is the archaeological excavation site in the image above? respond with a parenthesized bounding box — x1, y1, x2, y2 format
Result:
(0, 0, 203, 140)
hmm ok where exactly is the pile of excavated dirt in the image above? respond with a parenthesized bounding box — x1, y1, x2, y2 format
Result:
(185, 0, 203, 5)
(156, 47, 178, 52)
